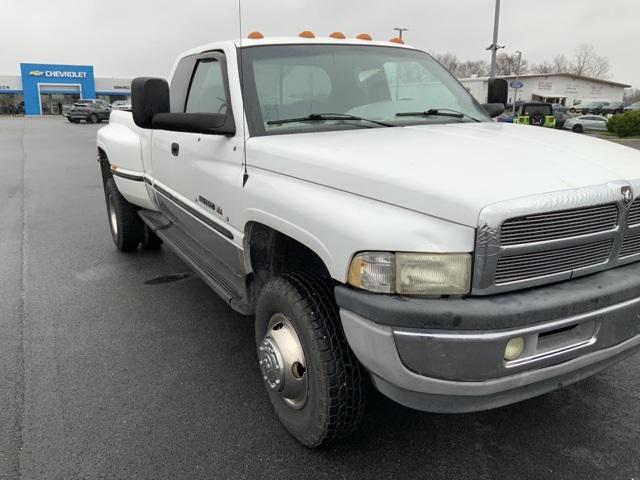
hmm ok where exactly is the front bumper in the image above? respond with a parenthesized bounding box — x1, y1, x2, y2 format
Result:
(336, 261, 640, 413)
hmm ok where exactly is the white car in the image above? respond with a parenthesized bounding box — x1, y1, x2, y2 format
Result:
(564, 115, 608, 133)
(96, 35, 640, 448)
(110, 100, 131, 111)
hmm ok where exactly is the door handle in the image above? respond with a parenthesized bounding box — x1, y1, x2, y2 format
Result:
(171, 142, 179, 156)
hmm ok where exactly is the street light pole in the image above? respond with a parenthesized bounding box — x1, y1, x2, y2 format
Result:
(512, 50, 522, 115)
(393, 27, 408, 40)
(487, 0, 502, 79)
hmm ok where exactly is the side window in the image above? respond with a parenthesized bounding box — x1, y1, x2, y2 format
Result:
(185, 59, 227, 114)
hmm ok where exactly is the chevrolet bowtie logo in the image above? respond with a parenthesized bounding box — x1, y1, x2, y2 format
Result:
(28, 70, 44, 77)
(621, 186, 633, 204)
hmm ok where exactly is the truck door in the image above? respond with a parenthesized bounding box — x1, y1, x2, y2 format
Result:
(150, 51, 246, 284)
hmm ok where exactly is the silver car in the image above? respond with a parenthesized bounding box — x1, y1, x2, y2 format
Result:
(563, 115, 608, 133)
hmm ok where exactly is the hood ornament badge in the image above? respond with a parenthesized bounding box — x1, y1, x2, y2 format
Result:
(621, 186, 633, 204)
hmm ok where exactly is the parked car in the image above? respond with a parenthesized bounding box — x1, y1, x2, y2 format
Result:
(110, 100, 131, 111)
(600, 101, 626, 115)
(68, 101, 111, 123)
(96, 35, 640, 448)
(515, 102, 555, 127)
(578, 101, 610, 114)
(553, 111, 573, 128)
(564, 115, 608, 133)
(624, 102, 640, 112)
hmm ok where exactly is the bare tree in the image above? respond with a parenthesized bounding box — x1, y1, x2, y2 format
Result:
(571, 44, 594, 75)
(456, 60, 490, 78)
(570, 44, 610, 78)
(530, 60, 553, 74)
(433, 52, 460, 75)
(553, 55, 569, 73)
(495, 52, 528, 76)
(624, 88, 640, 104)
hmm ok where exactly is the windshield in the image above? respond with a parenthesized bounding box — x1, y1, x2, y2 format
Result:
(240, 44, 490, 136)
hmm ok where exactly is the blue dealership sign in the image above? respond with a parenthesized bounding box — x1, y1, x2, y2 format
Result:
(20, 63, 95, 115)
(509, 79, 524, 90)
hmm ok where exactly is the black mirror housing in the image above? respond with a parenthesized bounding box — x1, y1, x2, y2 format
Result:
(132, 77, 170, 129)
(482, 103, 506, 118)
(151, 112, 236, 136)
(487, 78, 508, 106)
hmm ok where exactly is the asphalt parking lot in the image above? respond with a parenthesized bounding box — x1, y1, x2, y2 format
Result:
(1, 116, 640, 480)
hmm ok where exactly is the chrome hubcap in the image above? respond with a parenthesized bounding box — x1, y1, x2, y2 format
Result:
(108, 195, 118, 236)
(259, 314, 308, 409)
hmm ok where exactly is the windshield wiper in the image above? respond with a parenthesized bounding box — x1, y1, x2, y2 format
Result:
(395, 108, 481, 122)
(266, 113, 392, 127)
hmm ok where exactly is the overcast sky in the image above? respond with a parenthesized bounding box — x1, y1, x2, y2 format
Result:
(1, 0, 637, 88)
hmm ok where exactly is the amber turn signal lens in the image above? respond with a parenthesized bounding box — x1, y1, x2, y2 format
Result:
(247, 31, 264, 39)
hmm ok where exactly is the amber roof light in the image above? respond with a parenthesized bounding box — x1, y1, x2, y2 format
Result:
(389, 37, 404, 44)
(329, 31, 346, 39)
(299, 30, 316, 38)
(247, 31, 264, 39)
(356, 33, 372, 41)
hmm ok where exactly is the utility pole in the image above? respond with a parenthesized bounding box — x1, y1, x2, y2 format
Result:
(512, 50, 522, 114)
(393, 27, 408, 40)
(486, 0, 504, 79)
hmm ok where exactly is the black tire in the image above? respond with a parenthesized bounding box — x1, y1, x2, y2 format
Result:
(67, 117, 73, 123)
(104, 178, 143, 252)
(572, 124, 584, 133)
(141, 225, 163, 249)
(90, 113, 98, 124)
(71, 119, 79, 123)
(255, 272, 365, 448)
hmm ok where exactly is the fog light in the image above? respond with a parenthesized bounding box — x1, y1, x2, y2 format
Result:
(504, 337, 525, 361)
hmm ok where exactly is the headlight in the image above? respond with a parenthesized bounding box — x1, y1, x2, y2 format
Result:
(348, 252, 472, 295)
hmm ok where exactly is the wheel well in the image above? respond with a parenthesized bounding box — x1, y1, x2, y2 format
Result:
(245, 222, 332, 296)
(97, 147, 112, 185)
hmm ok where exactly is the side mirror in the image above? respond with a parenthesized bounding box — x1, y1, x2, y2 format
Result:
(482, 103, 506, 118)
(487, 78, 508, 106)
(132, 77, 170, 129)
(152, 112, 236, 136)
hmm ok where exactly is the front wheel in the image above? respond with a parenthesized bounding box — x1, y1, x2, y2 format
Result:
(90, 113, 98, 124)
(104, 178, 143, 251)
(572, 124, 584, 133)
(255, 273, 365, 448)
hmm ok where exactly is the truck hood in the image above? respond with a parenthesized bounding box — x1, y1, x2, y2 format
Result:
(246, 122, 640, 227)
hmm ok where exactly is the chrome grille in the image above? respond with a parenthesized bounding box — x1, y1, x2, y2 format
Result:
(495, 240, 614, 284)
(473, 182, 640, 295)
(619, 230, 640, 258)
(500, 203, 618, 245)
(627, 200, 640, 226)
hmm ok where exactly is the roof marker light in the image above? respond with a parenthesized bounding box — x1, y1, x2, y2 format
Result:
(389, 37, 404, 44)
(329, 32, 346, 39)
(247, 31, 264, 39)
(356, 33, 372, 41)
(299, 30, 316, 38)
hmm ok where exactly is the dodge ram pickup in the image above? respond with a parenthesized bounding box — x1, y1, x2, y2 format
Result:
(96, 33, 640, 447)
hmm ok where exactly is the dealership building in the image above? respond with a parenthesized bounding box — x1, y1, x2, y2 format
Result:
(460, 73, 631, 106)
(0, 63, 131, 115)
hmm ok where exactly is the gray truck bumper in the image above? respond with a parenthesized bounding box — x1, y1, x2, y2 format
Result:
(335, 262, 640, 413)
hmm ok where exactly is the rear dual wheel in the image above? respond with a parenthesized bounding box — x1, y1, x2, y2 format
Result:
(104, 178, 162, 251)
(255, 272, 366, 447)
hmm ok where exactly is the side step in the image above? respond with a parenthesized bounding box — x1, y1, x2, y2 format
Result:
(138, 209, 253, 315)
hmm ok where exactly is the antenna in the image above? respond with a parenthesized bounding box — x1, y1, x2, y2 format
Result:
(393, 27, 408, 40)
(238, 0, 249, 187)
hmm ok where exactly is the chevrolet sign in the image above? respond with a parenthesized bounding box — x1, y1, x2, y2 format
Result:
(29, 70, 87, 78)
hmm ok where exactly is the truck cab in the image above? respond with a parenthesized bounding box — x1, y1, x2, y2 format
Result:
(97, 34, 640, 448)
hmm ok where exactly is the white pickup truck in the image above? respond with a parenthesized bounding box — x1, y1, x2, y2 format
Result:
(97, 34, 640, 447)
